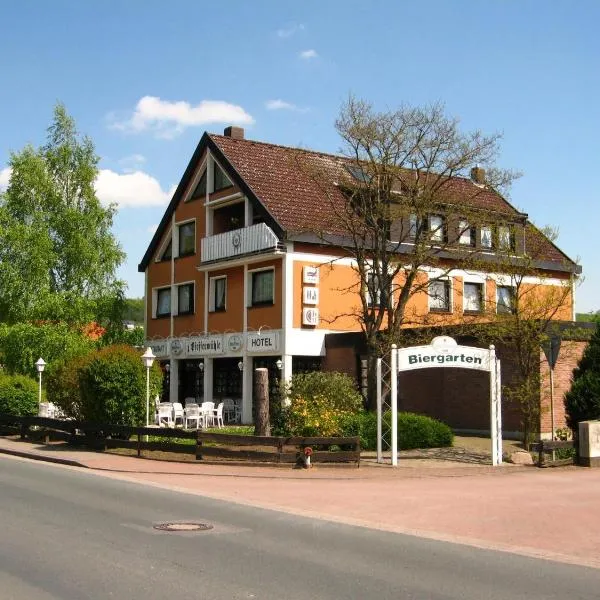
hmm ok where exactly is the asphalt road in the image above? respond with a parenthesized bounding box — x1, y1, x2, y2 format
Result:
(1, 457, 599, 600)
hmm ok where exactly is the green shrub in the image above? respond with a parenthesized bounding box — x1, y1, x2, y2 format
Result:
(275, 371, 364, 437)
(0, 373, 40, 416)
(45, 353, 94, 420)
(340, 411, 453, 450)
(78, 345, 162, 426)
(565, 371, 600, 431)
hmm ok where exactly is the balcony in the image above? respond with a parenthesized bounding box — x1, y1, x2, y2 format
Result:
(200, 223, 284, 264)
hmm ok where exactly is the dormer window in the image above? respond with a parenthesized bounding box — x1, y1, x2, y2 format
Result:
(214, 165, 233, 192)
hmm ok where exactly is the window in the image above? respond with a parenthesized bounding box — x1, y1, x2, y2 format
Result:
(429, 280, 451, 312)
(214, 164, 233, 192)
(160, 239, 172, 261)
(366, 272, 381, 307)
(156, 288, 171, 317)
(480, 226, 493, 249)
(459, 219, 476, 246)
(250, 270, 274, 306)
(408, 214, 421, 240)
(345, 164, 371, 183)
(209, 277, 227, 312)
(178, 221, 195, 256)
(497, 285, 515, 314)
(191, 171, 207, 199)
(177, 283, 194, 315)
(498, 225, 515, 251)
(429, 215, 446, 242)
(464, 282, 484, 313)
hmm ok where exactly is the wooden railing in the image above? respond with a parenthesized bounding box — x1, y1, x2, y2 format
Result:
(0, 414, 360, 466)
(531, 439, 576, 467)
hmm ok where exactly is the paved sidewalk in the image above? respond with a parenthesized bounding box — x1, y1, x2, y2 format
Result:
(2, 436, 600, 570)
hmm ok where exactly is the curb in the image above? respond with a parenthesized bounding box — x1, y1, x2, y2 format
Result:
(0, 446, 89, 469)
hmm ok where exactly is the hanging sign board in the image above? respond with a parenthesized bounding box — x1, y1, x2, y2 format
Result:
(397, 336, 491, 372)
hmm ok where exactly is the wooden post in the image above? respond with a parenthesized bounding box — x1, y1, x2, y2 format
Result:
(254, 367, 270, 437)
(137, 431, 141, 457)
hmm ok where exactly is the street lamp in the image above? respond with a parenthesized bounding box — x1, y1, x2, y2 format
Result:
(237, 360, 244, 371)
(141, 348, 156, 428)
(35, 358, 46, 410)
(275, 359, 283, 371)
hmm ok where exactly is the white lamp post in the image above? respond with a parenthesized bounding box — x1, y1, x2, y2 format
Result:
(35, 358, 46, 409)
(141, 348, 156, 428)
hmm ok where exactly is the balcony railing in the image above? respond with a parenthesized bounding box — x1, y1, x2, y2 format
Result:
(200, 223, 283, 263)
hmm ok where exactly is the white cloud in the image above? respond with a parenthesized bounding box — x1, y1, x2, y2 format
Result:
(276, 23, 304, 38)
(108, 96, 254, 138)
(299, 49, 318, 60)
(265, 99, 309, 113)
(95, 169, 176, 209)
(0, 167, 12, 191)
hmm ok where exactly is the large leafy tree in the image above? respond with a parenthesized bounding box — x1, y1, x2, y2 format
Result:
(0, 103, 125, 324)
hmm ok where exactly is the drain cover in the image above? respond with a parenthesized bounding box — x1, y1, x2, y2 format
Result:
(153, 522, 213, 532)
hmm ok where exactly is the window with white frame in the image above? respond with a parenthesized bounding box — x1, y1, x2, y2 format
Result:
(366, 272, 381, 307)
(458, 219, 476, 246)
(178, 221, 195, 256)
(209, 276, 227, 312)
(429, 279, 451, 312)
(177, 283, 194, 315)
(213, 164, 233, 192)
(429, 214, 446, 243)
(498, 225, 515, 251)
(155, 287, 171, 318)
(159, 239, 172, 261)
(464, 282, 484, 312)
(480, 225, 493, 249)
(497, 285, 515, 314)
(250, 269, 274, 306)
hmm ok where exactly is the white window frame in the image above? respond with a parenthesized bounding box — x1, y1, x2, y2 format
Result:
(212, 157, 234, 193)
(175, 281, 195, 316)
(480, 225, 493, 250)
(247, 267, 275, 307)
(428, 278, 452, 313)
(458, 219, 475, 246)
(152, 286, 172, 318)
(496, 284, 516, 314)
(463, 280, 485, 313)
(208, 276, 227, 312)
(498, 225, 514, 252)
(174, 218, 196, 258)
(429, 214, 445, 243)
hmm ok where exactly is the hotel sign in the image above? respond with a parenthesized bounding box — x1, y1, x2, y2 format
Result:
(186, 335, 224, 357)
(247, 330, 281, 353)
(397, 336, 491, 372)
(147, 340, 169, 358)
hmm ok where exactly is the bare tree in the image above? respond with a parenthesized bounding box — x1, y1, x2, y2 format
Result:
(300, 96, 518, 409)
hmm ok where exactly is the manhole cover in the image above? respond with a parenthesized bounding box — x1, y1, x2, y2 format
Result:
(153, 522, 213, 532)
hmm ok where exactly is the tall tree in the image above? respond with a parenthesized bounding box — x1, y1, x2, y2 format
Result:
(0, 103, 125, 324)
(305, 97, 518, 408)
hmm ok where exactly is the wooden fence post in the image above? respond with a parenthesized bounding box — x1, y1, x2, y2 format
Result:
(254, 367, 270, 437)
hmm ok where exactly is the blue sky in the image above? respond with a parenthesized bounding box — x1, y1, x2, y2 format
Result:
(1, 1, 598, 311)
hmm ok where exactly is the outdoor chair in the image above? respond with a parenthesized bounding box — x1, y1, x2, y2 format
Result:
(213, 402, 224, 429)
(223, 398, 241, 424)
(200, 401, 215, 427)
(172, 402, 185, 427)
(157, 403, 174, 428)
(184, 404, 201, 429)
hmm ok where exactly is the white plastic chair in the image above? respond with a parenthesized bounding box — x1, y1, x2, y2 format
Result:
(184, 404, 201, 429)
(172, 402, 184, 427)
(213, 402, 224, 429)
(223, 398, 237, 424)
(157, 403, 174, 428)
(201, 401, 215, 427)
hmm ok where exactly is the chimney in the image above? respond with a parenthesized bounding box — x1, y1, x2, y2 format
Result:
(470, 165, 486, 185)
(224, 126, 244, 140)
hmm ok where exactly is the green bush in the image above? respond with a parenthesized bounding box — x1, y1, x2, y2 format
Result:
(0, 373, 40, 416)
(565, 322, 600, 432)
(78, 345, 162, 426)
(45, 353, 94, 420)
(275, 371, 364, 436)
(0, 322, 94, 378)
(340, 411, 453, 450)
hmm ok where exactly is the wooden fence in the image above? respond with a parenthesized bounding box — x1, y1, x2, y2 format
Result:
(0, 414, 360, 466)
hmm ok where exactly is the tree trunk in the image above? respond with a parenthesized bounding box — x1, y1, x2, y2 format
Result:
(254, 368, 270, 436)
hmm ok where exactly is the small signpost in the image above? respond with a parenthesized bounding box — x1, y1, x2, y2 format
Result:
(541, 335, 562, 449)
(377, 336, 502, 467)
